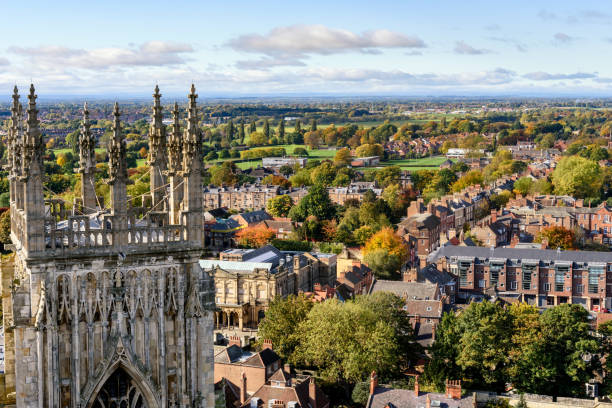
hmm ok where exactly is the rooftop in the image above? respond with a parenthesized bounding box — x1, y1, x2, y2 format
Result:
(429, 245, 612, 264)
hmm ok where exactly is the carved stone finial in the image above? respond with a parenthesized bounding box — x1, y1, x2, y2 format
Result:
(167, 102, 182, 174)
(108, 103, 128, 184)
(182, 85, 201, 176)
(21, 84, 42, 179)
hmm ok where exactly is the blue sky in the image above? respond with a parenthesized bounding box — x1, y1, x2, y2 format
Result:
(1, 0, 611, 96)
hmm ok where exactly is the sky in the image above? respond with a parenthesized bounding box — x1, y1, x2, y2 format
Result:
(1, 0, 612, 97)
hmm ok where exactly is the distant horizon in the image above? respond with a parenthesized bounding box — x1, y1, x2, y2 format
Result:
(1, 1, 612, 95)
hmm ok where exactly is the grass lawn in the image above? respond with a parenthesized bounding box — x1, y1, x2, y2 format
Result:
(380, 156, 452, 171)
(53, 147, 106, 156)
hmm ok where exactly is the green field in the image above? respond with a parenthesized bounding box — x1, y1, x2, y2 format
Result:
(379, 156, 452, 172)
(53, 147, 106, 156)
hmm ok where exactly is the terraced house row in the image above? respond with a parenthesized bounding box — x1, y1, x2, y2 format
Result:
(430, 245, 612, 311)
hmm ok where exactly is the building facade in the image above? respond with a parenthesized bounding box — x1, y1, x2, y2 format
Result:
(202, 245, 336, 330)
(431, 245, 612, 310)
(2, 85, 215, 407)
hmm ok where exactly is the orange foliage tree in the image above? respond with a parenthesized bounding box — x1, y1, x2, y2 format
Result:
(235, 224, 276, 248)
(535, 226, 575, 250)
(363, 227, 409, 262)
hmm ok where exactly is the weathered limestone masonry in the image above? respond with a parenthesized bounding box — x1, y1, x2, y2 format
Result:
(2, 84, 216, 407)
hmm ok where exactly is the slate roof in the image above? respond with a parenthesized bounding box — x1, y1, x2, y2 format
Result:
(368, 387, 473, 408)
(429, 245, 612, 264)
(370, 280, 439, 300)
(214, 345, 247, 364)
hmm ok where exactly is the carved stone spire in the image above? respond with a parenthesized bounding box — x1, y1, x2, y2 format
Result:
(148, 86, 167, 210)
(22, 84, 43, 180)
(108, 102, 127, 184)
(21, 84, 46, 253)
(6, 86, 19, 175)
(107, 103, 130, 226)
(181, 85, 203, 243)
(167, 102, 182, 174)
(78, 102, 98, 213)
(167, 102, 183, 223)
(182, 84, 201, 177)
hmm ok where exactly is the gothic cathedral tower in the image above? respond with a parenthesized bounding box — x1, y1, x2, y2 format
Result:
(2, 85, 215, 407)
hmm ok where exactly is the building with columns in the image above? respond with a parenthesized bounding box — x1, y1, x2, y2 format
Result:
(201, 245, 336, 331)
(1, 85, 215, 407)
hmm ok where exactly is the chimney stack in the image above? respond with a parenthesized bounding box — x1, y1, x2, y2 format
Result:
(309, 377, 317, 408)
(229, 335, 241, 348)
(263, 339, 273, 350)
(241, 372, 247, 404)
(445, 379, 462, 400)
(490, 210, 497, 224)
(369, 371, 378, 395)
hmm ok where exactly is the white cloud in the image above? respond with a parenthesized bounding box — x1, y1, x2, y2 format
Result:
(523, 71, 596, 80)
(227, 24, 426, 66)
(454, 41, 491, 55)
(8, 41, 194, 70)
(0, 57, 9, 66)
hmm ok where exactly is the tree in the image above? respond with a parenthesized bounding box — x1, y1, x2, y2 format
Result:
(263, 119, 270, 140)
(258, 294, 313, 360)
(551, 156, 602, 199)
(513, 177, 533, 196)
(351, 382, 370, 406)
(278, 118, 285, 142)
(249, 120, 256, 134)
(363, 227, 409, 263)
(139, 146, 148, 158)
(310, 118, 317, 132)
(226, 119, 235, 141)
(0, 210, 10, 244)
(355, 143, 384, 158)
(310, 162, 336, 186)
(363, 249, 402, 279)
(235, 224, 276, 248)
(374, 166, 401, 188)
(451, 170, 484, 192)
(238, 120, 245, 143)
(334, 148, 352, 166)
(289, 184, 335, 222)
(304, 131, 321, 149)
(526, 304, 599, 397)
(293, 147, 309, 157)
(279, 164, 294, 177)
(295, 119, 301, 134)
(382, 184, 407, 219)
(262, 175, 291, 189)
(56, 154, 68, 168)
(210, 161, 238, 186)
(294, 298, 403, 385)
(535, 226, 575, 250)
(267, 195, 293, 217)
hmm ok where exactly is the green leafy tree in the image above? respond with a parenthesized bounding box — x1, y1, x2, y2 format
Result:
(249, 120, 256, 134)
(238, 119, 245, 143)
(257, 294, 313, 360)
(310, 162, 336, 186)
(0, 210, 10, 244)
(310, 118, 317, 132)
(278, 118, 285, 142)
(266, 195, 293, 217)
(551, 156, 603, 199)
(289, 184, 335, 222)
(263, 119, 270, 140)
(513, 177, 534, 196)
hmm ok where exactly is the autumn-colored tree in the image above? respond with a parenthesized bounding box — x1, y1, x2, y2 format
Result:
(451, 170, 484, 192)
(535, 226, 575, 250)
(321, 219, 338, 242)
(46, 138, 56, 149)
(363, 227, 409, 262)
(355, 143, 384, 158)
(56, 154, 68, 167)
(334, 147, 352, 166)
(139, 146, 148, 158)
(304, 131, 321, 149)
(235, 224, 276, 248)
(262, 175, 291, 189)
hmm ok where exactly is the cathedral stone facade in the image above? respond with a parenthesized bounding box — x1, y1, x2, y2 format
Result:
(2, 85, 215, 407)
